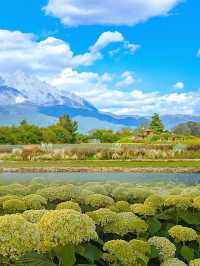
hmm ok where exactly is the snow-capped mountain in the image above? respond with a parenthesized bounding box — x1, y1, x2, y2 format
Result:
(0, 85, 26, 105)
(1, 71, 95, 110)
(0, 72, 200, 132)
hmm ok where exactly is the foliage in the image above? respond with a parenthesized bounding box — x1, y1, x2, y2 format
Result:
(150, 113, 165, 133)
(0, 115, 78, 144)
(1, 180, 200, 265)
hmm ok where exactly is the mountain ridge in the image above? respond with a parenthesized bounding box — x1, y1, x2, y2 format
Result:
(0, 73, 200, 132)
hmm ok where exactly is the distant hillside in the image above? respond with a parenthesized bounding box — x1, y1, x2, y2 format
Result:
(1, 72, 200, 132)
(174, 121, 200, 136)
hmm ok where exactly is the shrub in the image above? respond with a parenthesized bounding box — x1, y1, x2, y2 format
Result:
(0, 214, 40, 259)
(3, 199, 26, 213)
(38, 209, 97, 250)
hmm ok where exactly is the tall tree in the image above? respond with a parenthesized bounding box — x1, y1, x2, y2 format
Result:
(150, 113, 164, 133)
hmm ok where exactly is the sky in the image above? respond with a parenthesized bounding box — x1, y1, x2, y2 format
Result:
(0, 0, 200, 116)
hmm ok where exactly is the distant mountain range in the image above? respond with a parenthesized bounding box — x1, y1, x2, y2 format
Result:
(0, 72, 200, 132)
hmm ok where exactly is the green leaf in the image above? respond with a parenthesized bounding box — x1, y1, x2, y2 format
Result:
(149, 246, 160, 259)
(76, 243, 102, 263)
(15, 252, 56, 266)
(137, 255, 149, 266)
(156, 208, 175, 221)
(180, 246, 194, 263)
(55, 245, 76, 266)
(147, 217, 161, 235)
(178, 210, 200, 225)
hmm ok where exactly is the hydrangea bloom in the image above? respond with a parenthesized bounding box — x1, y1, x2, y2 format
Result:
(104, 212, 148, 236)
(161, 258, 187, 266)
(148, 236, 176, 260)
(0, 195, 20, 208)
(6, 183, 28, 196)
(37, 184, 80, 202)
(169, 225, 198, 242)
(109, 201, 130, 212)
(190, 259, 200, 266)
(103, 239, 150, 266)
(87, 208, 117, 226)
(129, 239, 150, 255)
(144, 194, 164, 209)
(3, 199, 26, 213)
(38, 209, 97, 250)
(56, 201, 81, 212)
(130, 203, 156, 216)
(103, 240, 137, 266)
(85, 194, 114, 208)
(23, 209, 47, 223)
(193, 196, 200, 209)
(164, 195, 192, 209)
(0, 214, 40, 258)
(23, 194, 47, 209)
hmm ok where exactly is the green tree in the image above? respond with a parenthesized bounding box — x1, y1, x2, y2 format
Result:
(49, 114, 78, 143)
(150, 113, 164, 133)
(88, 129, 119, 143)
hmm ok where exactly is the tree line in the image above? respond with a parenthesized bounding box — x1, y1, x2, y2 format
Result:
(0, 115, 78, 144)
(0, 113, 199, 144)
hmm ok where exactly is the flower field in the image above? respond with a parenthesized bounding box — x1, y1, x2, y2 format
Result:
(1, 179, 200, 265)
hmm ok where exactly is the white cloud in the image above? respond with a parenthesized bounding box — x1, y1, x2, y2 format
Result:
(125, 42, 141, 54)
(0, 29, 138, 76)
(90, 31, 124, 53)
(173, 81, 185, 89)
(197, 49, 200, 57)
(116, 72, 135, 87)
(44, 0, 181, 26)
(50, 68, 200, 116)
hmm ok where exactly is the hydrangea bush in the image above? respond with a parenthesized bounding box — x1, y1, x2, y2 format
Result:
(0, 180, 200, 265)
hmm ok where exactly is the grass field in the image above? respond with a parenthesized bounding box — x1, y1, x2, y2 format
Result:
(0, 160, 200, 168)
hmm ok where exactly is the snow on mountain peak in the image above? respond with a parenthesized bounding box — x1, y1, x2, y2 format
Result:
(1, 71, 94, 109)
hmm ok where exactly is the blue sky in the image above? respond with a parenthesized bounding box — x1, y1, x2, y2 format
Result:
(0, 0, 200, 116)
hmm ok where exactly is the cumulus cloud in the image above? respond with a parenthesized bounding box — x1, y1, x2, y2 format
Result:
(50, 68, 200, 116)
(116, 72, 135, 87)
(0, 29, 139, 76)
(173, 81, 185, 89)
(90, 31, 124, 53)
(44, 0, 181, 26)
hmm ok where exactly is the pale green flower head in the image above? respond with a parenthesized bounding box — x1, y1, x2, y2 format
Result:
(87, 208, 117, 226)
(144, 194, 164, 209)
(103, 240, 137, 266)
(37, 184, 80, 202)
(164, 195, 192, 209)
(190, 259, 200, 266)
(104, 212, 148, 236)
(130, 203, 156, 216)
(0, 195, 21, 208)
(193, 196, 200, 209)
(38, 209, 97, 250)
(37, 186, 61, 202)
(23, 194, 47, 210)
(85, 193, 114, 208)
(3, 199, 26, 213)
(109, 201, 130, 212)
(161, 258, 187, 266)
(56, 201, 81, 212)
(129, 239, 151, 256)
(0, 214, 40, 259)
(169, 225, 198, 242)
(83, 183, 108, 195)
(23, 209, 47, 223)
(6, 183, 28, 196)
(27, 183, 45, 194)
(148, 236, 176, 261)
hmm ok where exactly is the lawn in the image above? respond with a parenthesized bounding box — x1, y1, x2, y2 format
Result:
(0, 160, 200, 168)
